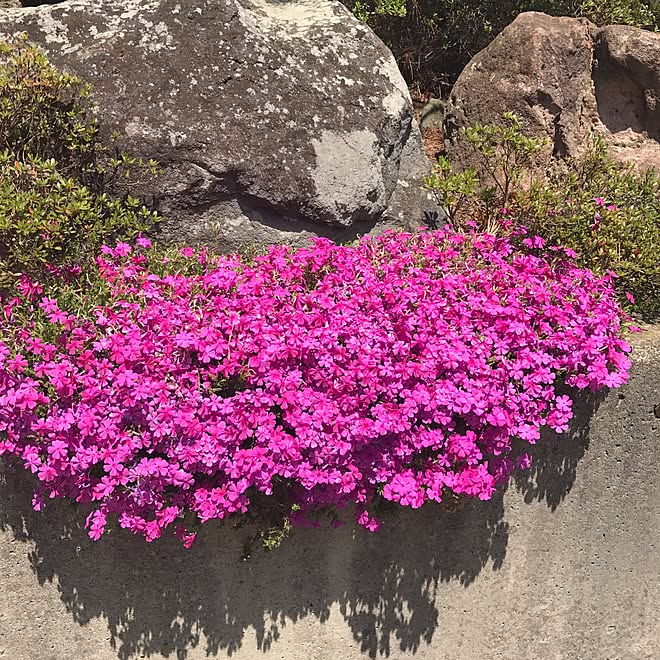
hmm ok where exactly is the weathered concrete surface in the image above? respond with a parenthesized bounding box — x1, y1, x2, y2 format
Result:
(0, 329, 658, 660)
(0, 0, 435, 249)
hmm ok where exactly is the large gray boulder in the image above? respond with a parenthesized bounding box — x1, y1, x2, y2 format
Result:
(0, 0, 434, 249)
(445, 12, 660, 173)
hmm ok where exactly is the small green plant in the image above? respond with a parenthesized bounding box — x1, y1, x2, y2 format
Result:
(425, 113, 546, 228)
(0, 152, 158, 292)
(465, 112, 548, 209)
(424, 115, 660, 320)
(424, 156, 479, 225)
(259, 516, 294, 552)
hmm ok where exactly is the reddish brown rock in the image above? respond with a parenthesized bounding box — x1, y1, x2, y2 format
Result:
(445, 12, 660, 173)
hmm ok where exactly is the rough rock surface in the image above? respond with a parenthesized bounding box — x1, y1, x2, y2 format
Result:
(445, 12, 660, 173)
(0, 0, 434, 249)
(594, 25, 660, 171)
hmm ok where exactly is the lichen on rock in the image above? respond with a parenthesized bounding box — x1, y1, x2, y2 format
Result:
(0, 0, 437, 249)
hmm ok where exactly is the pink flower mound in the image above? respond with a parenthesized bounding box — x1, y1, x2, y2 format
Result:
(0, 230, 632, 546)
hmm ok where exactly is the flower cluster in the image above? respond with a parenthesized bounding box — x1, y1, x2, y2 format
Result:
(0, 229, 632, 546)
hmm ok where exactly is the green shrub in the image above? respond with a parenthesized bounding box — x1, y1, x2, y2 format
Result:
(425, 116, 660, 320)
(463, 112, 548, 207)
(0, 37, 98, 178)
(0, 37, 160, 189)
(517, 138, 660, 321)
(342, 1, 659, 96)
(425, 112, 547, 226)
(0, 38, 160, 294)
(0, 153, 157, 292)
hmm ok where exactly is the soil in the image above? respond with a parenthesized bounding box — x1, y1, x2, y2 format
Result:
(420, 126, 444, 162)
(412, 101, 445, 162)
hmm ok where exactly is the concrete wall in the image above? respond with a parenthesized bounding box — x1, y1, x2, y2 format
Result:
(1, 330, 658, 660)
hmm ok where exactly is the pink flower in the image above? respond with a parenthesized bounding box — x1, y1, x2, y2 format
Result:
(47, 440, 68, 461)
(522, 236, 546, 249)
(0, 229, 631, 546)
(356, 509, 381, 532)
(516, 454, 532, 470)
(7, 354, 28, 373)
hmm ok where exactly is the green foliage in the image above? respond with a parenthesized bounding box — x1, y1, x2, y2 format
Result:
(0, 36, 98, 176)
(351, 0, 406, 20)
(0, 37, 160, 188)
(0, 38, 161, 293)
(342, 1, 659, 96)
(424, 156, 479, 225)
(259, 517, 294, 552)
(424, 116, 660, 320)
(518, 137, 660, 321)
(465, 112, 548, 208)
(577, 0, 659, 26)
(0, 153, 157, 291)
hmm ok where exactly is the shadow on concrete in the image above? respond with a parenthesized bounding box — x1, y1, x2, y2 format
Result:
(0, 390, 601, 660)
(19, 1, 66, 6)
(513, 389, 605, 511)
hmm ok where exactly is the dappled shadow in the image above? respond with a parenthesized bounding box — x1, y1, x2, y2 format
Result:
(19, 1, 66, 6)
(0, 389, 601, 659)
(514, 389, 605, 510)
(0, 463, 507, 659)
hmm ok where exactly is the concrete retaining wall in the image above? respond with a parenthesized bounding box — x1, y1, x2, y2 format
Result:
(1, 330, 659, 660)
